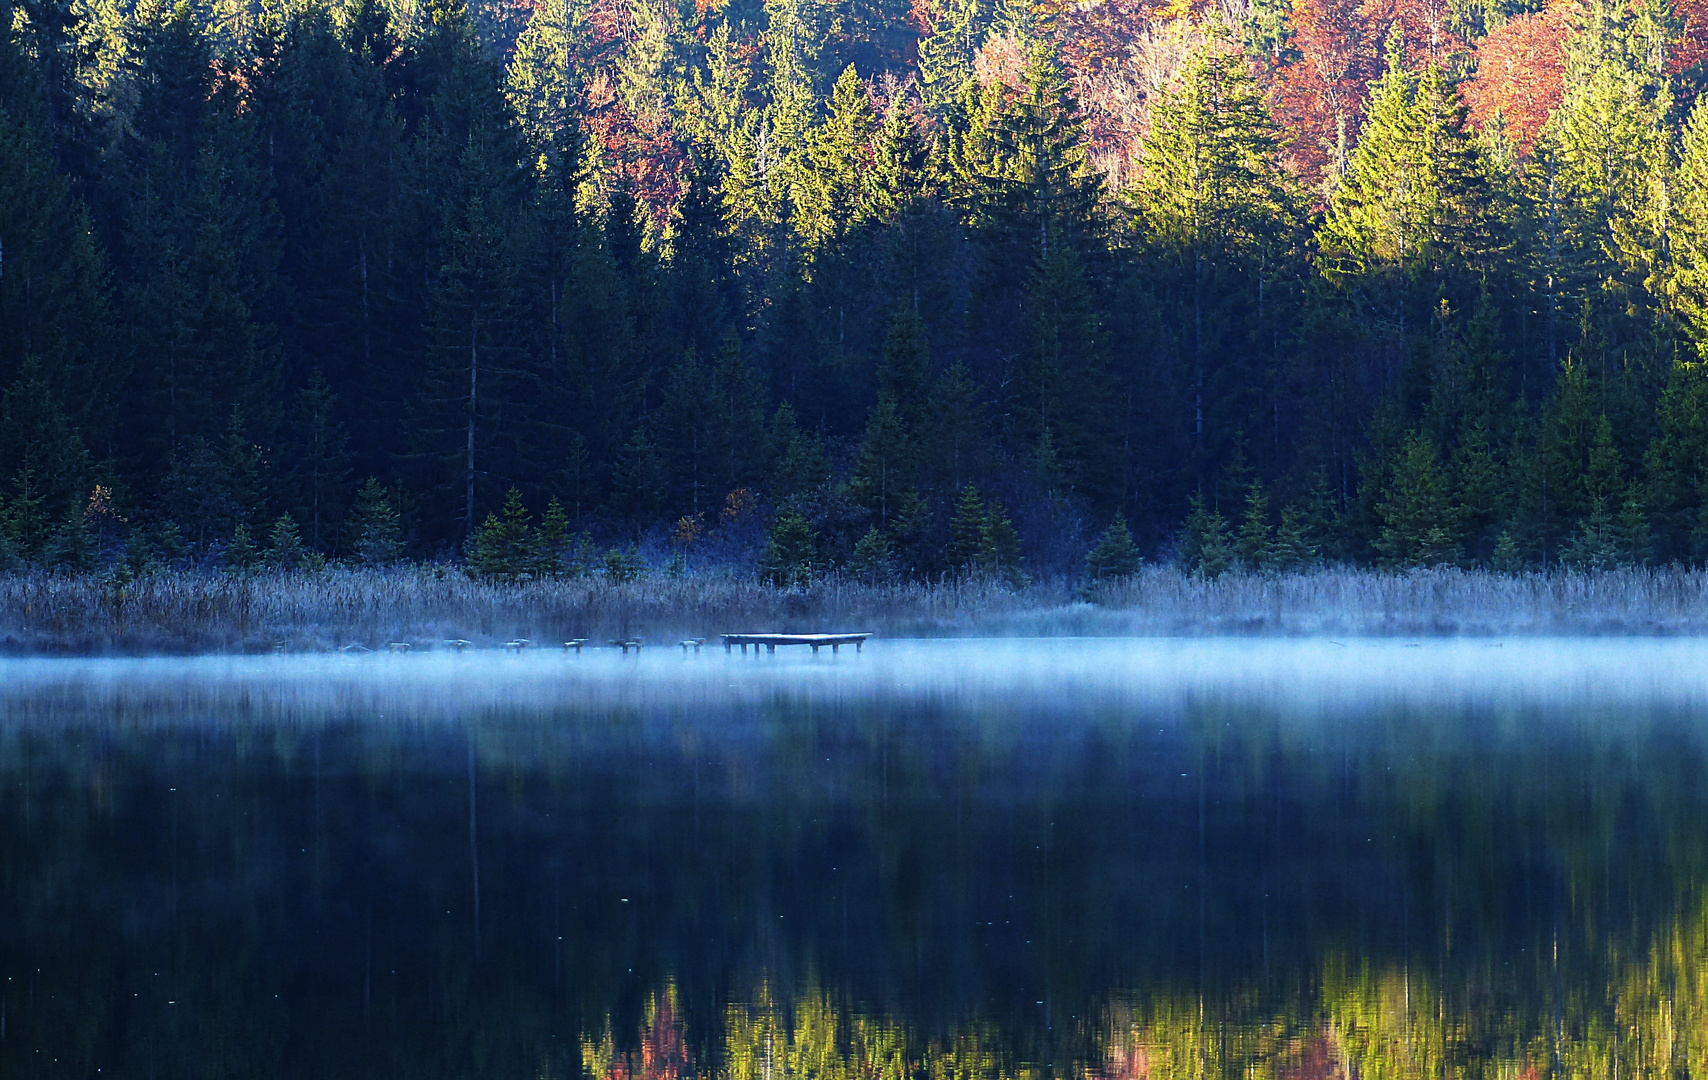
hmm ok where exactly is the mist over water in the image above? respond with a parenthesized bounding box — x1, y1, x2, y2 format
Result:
(2, 641, 1705, 1077)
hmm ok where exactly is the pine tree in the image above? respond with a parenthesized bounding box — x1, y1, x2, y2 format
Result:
(265, 513, 308, 570)
(1490, 529, 1524, 572)
(349, 478, 403, 566)
(796, 65, 877, 246)
(1237, 481, 1274, 569)
(1086, 517, 1142, 580)
(468, 488, 539, 582)
(1178, 494, 1234, 577)
(848, 525, 896, 584)
(608, 427, 667, 525)
(847, 394, 923, 531)
(947, 483, 985, 570)
(536, 497, 571, 577)
(225, 523, 258, 570)
(1375, 433, 1461, 567)
(1317, 39, 1486, 283)
(51, 498, 95, 572)
(761, 510, 818, 587)
(1270, 504, 1318, 570)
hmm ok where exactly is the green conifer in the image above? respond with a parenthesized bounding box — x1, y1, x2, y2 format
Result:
(225, 524, 258, 571)
(1270, 505, 1318, 571)
(1375, 434, 1461, 568)
(603, 545, 644, 583)
(848, 527, 896, 585)
(265, 514, 308, 570)
(350, 479, 403, 566)
(948, 483, 986, 571)
(761, 511, 818, 588)
(1087, 518, 1142, 580)
(1179, 495, 1234, 578)
(1237, 481, 1274, 570)
(1490, 530, 1524, 573)
(537, 498, 571, 578)
(468, 489, 539, 583)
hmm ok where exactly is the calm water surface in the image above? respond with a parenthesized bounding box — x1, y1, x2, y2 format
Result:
(1, 640, 1706, 1078)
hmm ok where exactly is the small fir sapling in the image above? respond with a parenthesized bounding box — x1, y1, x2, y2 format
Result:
(225, 524, 258, 570)
(1489, 530, 1524, 573)
(849, 527, 896, 584)
(1086, 518, 1142, 579)
(1270, 505, 1318, 570)
(1237, 481, 1274, 570)
(350, 478, 403, 566)
(52, 503, 96, 572)
(947, 484, 986, 571)
(265, 514, 310, 570)
(468, 489, 541, 583)
(1374, 433, 1461, 568)
(603, 544, 644, 583)
(537, 498, 572, 578)
(761, 511, 818, 588)
(1178, 495, 1233, 577)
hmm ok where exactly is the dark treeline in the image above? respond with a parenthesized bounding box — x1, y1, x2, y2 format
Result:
(7, 0, 1708, 579)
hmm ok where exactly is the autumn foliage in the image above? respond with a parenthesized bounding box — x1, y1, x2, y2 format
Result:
(1463, 0, 1571, 152)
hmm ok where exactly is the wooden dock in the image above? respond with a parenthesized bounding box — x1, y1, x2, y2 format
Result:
(721, 633, 871, 655)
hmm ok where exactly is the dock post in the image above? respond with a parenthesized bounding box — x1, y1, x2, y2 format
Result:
(811, 644, 819, 655)
(832, 643, 839, 655)
(725, 641, 732, 654)
(855, 640, 862, 653)
(767, 643, 775, 654)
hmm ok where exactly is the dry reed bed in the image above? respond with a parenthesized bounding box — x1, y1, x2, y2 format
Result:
(1, 565, 1707, 653)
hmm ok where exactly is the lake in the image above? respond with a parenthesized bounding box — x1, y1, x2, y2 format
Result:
(1, 640, 1704, 1077)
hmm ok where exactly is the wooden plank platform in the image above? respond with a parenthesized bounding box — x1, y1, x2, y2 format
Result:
(721, 633, 871, 655)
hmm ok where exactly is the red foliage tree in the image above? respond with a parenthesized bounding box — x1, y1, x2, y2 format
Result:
(1461, 0, 1570, 154)
(1274, 0, 1381, 181)
(1273, 0, 1466, 184)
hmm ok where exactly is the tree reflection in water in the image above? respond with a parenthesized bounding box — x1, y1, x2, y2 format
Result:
(0, 649, 1704, 1077)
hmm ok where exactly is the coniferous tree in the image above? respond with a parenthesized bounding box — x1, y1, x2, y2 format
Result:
(1375, 433, 1460, 567)
(947, 482, 985, 570)
(349, 477, 404, 565)
(1086, 517, 1141, 579)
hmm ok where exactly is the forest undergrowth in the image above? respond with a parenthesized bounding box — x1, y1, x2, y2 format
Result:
(4, 565, 1708, 654)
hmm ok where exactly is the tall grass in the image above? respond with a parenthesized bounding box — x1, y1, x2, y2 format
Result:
(2, 564, 1708, 653)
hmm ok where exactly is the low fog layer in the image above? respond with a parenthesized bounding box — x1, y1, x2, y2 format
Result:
(2, 639, 1707, 724)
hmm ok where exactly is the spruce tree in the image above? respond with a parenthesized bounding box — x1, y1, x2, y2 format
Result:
(947, 483, 986, 570)
(1237, 481, 1273, 570)
(265, 513, 308, 570)
(1179, 495, 1234, 577)
(762, 511, 818, 588)
(349, 478, 403, 566)
(1087, 517, 1142, 580)
(1375, 433, 1461, 568)
(848, 526, 895, 584)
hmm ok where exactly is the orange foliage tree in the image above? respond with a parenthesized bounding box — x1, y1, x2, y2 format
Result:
(1462, 0, 1571, 153)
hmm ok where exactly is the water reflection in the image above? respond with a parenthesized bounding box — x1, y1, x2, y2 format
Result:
(0, 642, 1705, 1077)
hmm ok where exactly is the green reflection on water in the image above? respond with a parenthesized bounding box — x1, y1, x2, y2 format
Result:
(0, 645, 1704, 1078)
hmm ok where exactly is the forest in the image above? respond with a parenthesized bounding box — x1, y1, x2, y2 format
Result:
(5, 0, 1708, 580)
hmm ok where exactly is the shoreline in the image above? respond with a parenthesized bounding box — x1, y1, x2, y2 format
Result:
(5, 564, 1708, 655)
